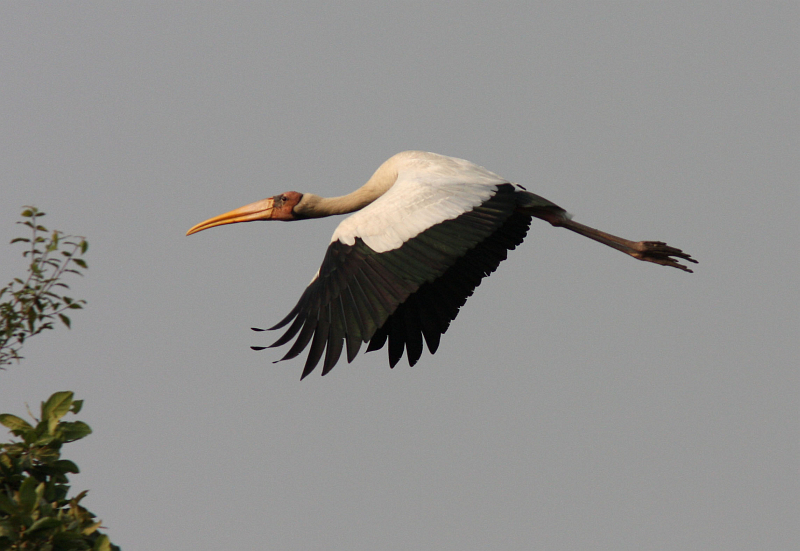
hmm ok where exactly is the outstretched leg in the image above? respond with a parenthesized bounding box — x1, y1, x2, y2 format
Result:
(558, 218, 697, 272)
(525, 207, 697, 272)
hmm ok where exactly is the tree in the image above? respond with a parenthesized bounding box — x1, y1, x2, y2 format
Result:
(0, 392, 117, 551)
(0, 208, 118, 550)
(1, 207, 88, 368)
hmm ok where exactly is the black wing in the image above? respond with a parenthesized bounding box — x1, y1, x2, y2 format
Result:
(255, 184, 532, 378)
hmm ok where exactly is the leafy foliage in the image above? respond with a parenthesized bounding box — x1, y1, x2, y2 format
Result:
(0, 207, 89, 368)
(0, 209, 116, 549)
(0, 391, 118, 551)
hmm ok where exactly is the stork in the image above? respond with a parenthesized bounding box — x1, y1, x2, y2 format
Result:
(187, 151, 696, 378)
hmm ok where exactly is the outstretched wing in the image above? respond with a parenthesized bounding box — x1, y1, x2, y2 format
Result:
(254, 183, 533, 378)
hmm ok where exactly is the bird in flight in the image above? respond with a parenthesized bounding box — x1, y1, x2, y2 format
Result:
(187, 151, 696, 378)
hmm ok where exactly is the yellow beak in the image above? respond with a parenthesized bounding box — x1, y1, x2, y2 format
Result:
(186, 198, 275, 236)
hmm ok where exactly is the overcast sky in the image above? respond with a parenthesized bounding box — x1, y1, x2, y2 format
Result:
(1, 3, 797, 550)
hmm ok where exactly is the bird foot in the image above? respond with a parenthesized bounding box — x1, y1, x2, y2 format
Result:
(631, 241, 698, 272)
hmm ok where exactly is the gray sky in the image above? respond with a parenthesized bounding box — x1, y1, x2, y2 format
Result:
(1, 3, 797, 550)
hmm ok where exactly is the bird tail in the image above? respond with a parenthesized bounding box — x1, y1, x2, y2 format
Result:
(515, 190, 572, 223)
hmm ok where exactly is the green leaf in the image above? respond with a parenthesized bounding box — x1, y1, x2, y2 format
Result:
(21, 209, 34, 217)
(93, 533, 111, 551)
(18, 477, 39, 514)
(0, 414, 33, 432)
(72, 259, 87, 269)
(42, 391, 74, 423)
(0, 454, 12, 470)
(70, 400, 83, 414)
(58, 421, 92, 442)
(81, 240, 89, 253)
(32, 433, 59, 450)
(9, 237, 30, 244)
(26, 516, 63, 534)
(58, 314, 71, 329)
(0, 492, 20, 515)
(32, 445, 58, 461)
(51, 459, 80, 474)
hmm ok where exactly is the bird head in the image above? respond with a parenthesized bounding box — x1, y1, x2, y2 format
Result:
(186, 191, 303, 235)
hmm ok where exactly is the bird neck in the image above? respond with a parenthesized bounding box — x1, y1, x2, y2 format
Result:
(296, 190, 376, 218)
(294, 160, 399, 219)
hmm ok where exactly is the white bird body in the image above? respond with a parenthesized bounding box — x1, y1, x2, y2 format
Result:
(332, 151, 505, 252)
(187, 150, 696, 379)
